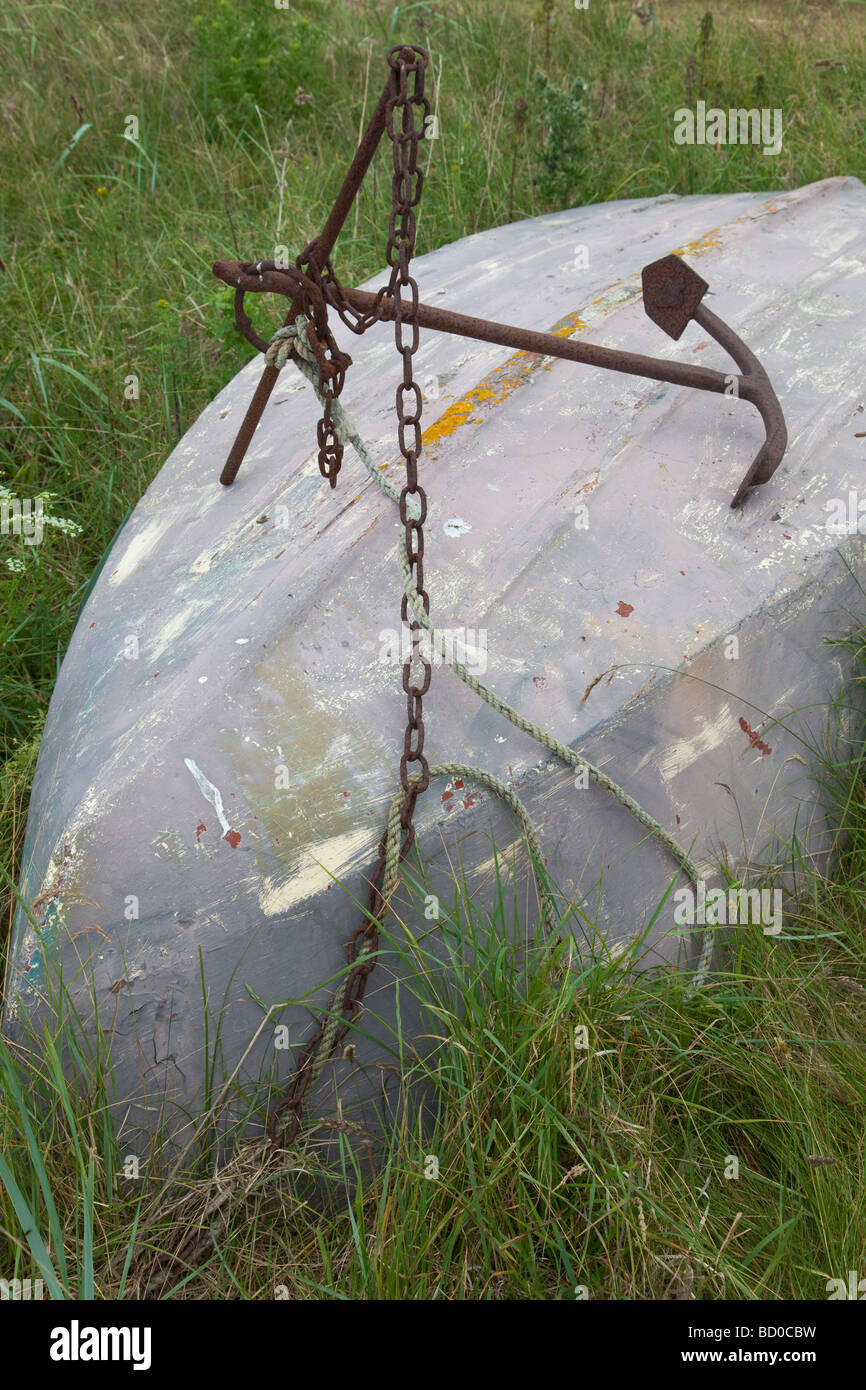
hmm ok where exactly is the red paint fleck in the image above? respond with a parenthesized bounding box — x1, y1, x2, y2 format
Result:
(343, 791, 350, 798)
(441, 790, 454, 803)
(454, 779, 464, 790)
(783, 533, 791, 539)
(739, 716, 772, 756)
(195, 822, 207, 843)
(224, 829, 241, 848)
(89, 623, 95, 629)
(275, 549, 286, 559)
(533, 676, 547, 688)
(679, 570, 685, 576)
(463, 793, 480, 808)
(676, 815, 681, 825)
(616, 602, 634, 618)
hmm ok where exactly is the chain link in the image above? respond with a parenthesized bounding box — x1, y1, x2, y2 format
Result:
(291, 251, 352, 488)
(234, 255, 354, 490)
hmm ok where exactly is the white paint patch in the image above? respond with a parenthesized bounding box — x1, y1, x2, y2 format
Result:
(444, 517, 472, 537)
(148, 607, 197, 662)
(258, 826, 375, 915)
(651, 706, 737, 784)
(108, 519, 164, 586)
(184, 758, 231, 836)
(190, 550, 213, 575)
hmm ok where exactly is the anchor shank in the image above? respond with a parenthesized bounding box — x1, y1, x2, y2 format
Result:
(214, 262, 738, 397)
(342, 285, 734, 397)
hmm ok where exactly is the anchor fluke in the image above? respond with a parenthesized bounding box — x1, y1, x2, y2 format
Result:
(641, 253, 709, 341)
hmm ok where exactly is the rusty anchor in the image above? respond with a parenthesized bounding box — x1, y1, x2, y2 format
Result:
(209, 46, 791, 1148)
(212, 50, 788, 509)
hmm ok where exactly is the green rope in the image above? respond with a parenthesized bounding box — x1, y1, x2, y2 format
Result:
(269, 317, 713, 1078)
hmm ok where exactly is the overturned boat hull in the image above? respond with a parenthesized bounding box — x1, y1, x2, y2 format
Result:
(4, 176, 866, 1152)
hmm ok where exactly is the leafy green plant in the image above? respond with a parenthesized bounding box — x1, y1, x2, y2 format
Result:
(531, 70, 589, 206)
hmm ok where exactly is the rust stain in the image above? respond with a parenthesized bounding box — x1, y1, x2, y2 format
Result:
(616, 601, 634, 618)
(739, 716, 772, 756)
(224, 829, 241, 848)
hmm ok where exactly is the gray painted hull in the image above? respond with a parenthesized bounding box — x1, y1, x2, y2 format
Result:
(4, 176, 866, 1154)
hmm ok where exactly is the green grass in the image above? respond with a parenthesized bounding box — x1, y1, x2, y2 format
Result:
(1, 0, 865, 1299)
(2, 720, 866, 1299)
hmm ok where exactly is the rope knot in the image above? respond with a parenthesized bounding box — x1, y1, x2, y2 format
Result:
(265, 317, 317, 372)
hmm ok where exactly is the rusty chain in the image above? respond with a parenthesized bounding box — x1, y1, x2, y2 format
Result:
(266, 46, 430, 1148)
(285, 251, 352, 489)
(293, 262, 343, 487)
(385, 46, 432, 850)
